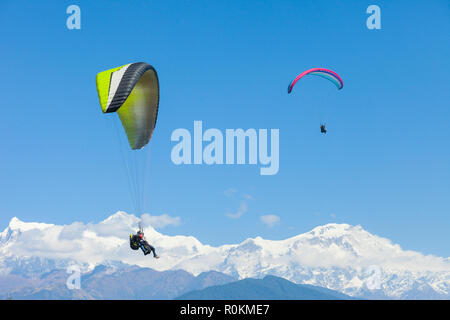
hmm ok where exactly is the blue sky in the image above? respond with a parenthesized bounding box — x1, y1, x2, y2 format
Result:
(0, 1, 449, 256)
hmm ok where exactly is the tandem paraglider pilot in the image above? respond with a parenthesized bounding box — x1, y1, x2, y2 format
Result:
(130, 230, 160, 259)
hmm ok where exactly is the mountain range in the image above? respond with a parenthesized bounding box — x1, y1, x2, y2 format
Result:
(1, 212, 449, 299)
(0, 263, 236, 299)
(177, 275, 352, 300)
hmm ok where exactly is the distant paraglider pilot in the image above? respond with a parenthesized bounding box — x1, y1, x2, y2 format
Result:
(287, 68, 343, 136)
(130, 231, 160, 258)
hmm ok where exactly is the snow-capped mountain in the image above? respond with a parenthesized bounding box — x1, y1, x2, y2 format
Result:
(1, 212, 449, 299)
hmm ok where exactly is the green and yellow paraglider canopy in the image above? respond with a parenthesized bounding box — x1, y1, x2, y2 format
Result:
(96, 62, 159, 150)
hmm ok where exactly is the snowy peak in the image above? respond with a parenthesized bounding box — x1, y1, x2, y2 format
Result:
(301, 223, 376, 248)
(7, 216, 54, 232)
(100, 211, 137, 226)
(307, 223, 361, 237)
(292, 223, 400, 261)
(1, 217, 52, 246)
(98, 211, 163, 240)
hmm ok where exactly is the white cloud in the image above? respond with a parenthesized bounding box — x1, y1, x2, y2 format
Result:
(224, 188, 238, 197)
(141, 213, 181, 229)
(223, 190, 253, 219)
(226, 202, 248, 219)
(59, 222, 86, 240)
(243, 194, 253, 200)
(260, 215, 280, 227)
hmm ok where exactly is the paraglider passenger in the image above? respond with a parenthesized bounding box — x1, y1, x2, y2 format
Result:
(320, 124, 327, 134)
(133, 231, 159, 258)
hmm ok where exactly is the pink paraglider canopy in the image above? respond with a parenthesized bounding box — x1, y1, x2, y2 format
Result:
(288, 68, 343, 93)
